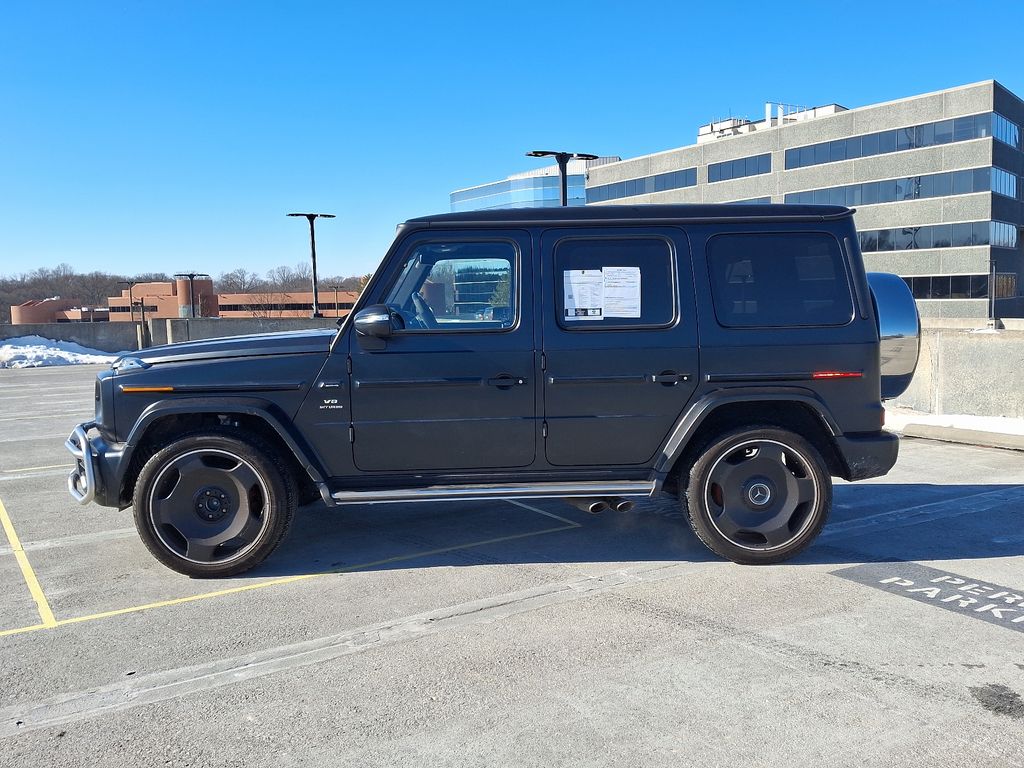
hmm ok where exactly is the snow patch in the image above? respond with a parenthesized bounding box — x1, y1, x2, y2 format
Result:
(0, 335, 124, 369)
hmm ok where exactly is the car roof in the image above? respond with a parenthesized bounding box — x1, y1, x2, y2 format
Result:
(404, 204, 853, 227)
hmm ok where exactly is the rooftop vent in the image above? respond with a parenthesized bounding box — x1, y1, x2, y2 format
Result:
(697, 102, 848, 143)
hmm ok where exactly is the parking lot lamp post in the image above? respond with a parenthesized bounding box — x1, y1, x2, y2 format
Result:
(119, 280, 137, 323)
(288, 213, 335, 318)
(330, 285, 340, 317)
(526, 151, 599, 206)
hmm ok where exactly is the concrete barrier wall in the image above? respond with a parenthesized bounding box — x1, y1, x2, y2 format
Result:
(0, 322, 141, 353)
(1, 317, 341, 353)
(893, 328, 1024, 418)
(160, 317, 339, 344)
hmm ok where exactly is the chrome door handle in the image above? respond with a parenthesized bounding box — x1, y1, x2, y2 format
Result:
(650, 373, 691, 385)
(486, 375, 527, 388)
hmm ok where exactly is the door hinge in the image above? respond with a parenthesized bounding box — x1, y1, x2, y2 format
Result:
(346, 356, 353, 374)
(540, 352, 547, 371)
(542, 420, 548, 438)
(348, 425, 355, 443)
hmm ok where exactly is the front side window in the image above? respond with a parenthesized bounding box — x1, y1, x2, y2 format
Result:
(385, 242, 516, 331)
(707, 232, 854, 328)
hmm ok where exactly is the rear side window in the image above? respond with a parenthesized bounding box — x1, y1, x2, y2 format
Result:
(707, 232, 854, 327)
(554, 237, 676, 330)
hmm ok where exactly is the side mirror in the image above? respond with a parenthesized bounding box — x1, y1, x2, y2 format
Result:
(353, 305, 395, 338)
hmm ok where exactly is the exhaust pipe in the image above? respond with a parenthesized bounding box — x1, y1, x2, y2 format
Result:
(606, 497, 635, 513)
(566, 498, 608, 514)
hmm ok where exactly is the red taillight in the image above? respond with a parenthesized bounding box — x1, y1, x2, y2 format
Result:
(811, 371, 863, 380)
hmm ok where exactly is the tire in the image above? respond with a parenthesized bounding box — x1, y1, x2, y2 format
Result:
(133, 429, 296, 577)
(682, 426, 831, 565)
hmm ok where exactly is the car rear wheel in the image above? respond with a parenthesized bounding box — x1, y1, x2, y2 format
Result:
(682, 426, 831, 564)
(133, 430, 296, 577)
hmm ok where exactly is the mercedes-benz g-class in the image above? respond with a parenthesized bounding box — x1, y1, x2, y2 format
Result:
(67, 205, 920, 576)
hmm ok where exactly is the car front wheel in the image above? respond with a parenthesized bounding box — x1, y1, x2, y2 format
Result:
(133, 430, 296, 577)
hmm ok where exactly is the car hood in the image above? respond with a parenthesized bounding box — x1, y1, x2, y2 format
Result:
(123, 328, 338, 366)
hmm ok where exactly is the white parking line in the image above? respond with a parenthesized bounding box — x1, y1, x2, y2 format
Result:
(506, 499, 582, 527)
(0, 412, 91, 423)
(0, 527, 137, 557)
(820, 486, 1023, 542)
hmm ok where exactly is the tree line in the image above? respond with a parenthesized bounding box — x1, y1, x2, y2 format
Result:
(0, 264, 371, 324)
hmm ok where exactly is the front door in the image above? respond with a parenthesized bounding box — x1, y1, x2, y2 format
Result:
(349, 230, 536, 472)
(541, 227, 699, 466)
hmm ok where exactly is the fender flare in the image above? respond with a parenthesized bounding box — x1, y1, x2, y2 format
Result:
(651, 387, 841, 489)
(121, 396, 328, 487)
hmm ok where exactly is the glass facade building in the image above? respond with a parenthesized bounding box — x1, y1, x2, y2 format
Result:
(584, 81, 1024, 318)
(451, 174, 587, 212)
(451, 156, 619, 213)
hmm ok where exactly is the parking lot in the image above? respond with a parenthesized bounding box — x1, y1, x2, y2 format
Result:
(1, 363, 1022, 767)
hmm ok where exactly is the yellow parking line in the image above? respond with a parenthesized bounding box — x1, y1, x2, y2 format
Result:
(1, 464, 72, 474)
(0, 498, 57, 628)
(0, 523, 578, 638)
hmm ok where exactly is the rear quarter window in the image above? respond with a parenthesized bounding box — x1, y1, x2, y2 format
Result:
(707, 232, 854, 327)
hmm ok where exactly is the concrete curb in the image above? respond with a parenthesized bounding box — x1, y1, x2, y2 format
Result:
(901, 424, 1024, 452)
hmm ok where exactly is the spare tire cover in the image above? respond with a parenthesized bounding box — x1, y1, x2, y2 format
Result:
(867, 272, 920, 400)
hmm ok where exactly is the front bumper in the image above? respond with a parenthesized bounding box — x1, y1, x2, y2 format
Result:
(835, 430, 900, 481)
(66, 422, 99, 504)
(66, 422, 125, 507)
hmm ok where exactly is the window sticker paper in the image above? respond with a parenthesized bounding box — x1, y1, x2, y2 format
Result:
(603, 266, 641, 318)
(563, 269, 604, 320)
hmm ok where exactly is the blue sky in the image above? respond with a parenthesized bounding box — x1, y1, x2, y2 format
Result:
(2, 1, 1022, 279)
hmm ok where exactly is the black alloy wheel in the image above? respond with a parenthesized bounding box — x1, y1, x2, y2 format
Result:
(683, 426, 832, 564)
(133, 430, 296, 577)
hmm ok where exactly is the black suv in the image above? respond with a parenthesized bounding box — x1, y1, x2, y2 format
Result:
(66, 205, 919, 576)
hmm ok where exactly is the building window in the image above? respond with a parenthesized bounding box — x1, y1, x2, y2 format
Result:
(706, 232, 853, 328)
(784, 112, 1013, 170)
(586, 168, 697, 203)
(993, 113, 1021, 148)
(902, 273, 1016, 300)
(785, 167, 1020, 206)
(992, 167, 1018, 199)
(858, 220, 1019, 253)
(725, 197, 772, 204)
(707, 154, 771, 183)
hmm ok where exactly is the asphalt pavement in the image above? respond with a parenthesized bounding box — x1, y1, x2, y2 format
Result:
(1, 364, 1022, 767)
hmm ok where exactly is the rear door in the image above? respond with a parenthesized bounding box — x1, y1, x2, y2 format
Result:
(540, 227, 699, 466)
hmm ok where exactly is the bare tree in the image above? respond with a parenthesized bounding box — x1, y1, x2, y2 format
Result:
(265, 263, 312, 292)
(216, 269, 264, 294)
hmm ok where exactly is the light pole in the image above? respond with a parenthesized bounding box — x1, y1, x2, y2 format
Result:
(525, 150, 598, 206)
(173, 272, 210, 318)
(288, 213, 335, 317)
(330, 285, 340, 318)
(119, 280, 137, 323)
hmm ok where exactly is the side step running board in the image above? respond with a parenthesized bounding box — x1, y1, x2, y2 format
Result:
(329, 480, 656, 506)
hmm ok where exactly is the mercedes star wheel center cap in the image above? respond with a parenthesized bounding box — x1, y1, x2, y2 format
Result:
(747, 482, 772, 507)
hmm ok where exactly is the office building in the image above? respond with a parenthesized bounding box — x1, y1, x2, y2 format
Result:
(586, 81, 1024, 318)
(450, 156, 620, 212)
